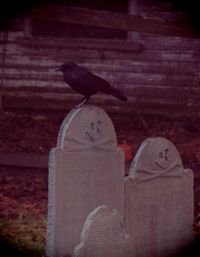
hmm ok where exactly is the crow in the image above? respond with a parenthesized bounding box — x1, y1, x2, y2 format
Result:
(56, 61, 127, 107)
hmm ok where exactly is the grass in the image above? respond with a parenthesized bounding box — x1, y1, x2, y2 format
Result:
(0, 215, 46, 257)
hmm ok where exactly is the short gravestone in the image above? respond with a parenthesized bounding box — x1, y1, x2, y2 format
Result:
(73, 205, 131, 257)
(125, 137, 194, 257)
(46, 105, 124, 257)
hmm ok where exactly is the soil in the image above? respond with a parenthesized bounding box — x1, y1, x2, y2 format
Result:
(0, 111, 200, 256)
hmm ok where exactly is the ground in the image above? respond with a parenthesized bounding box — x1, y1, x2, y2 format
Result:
(0, 111, 200, 256)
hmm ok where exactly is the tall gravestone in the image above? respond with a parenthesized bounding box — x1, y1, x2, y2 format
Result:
(73, 205, 131, 257)
(125, 137, 194, 257)
(46, 105, 124, 257)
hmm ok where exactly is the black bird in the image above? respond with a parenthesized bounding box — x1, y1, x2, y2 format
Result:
(56, 61, 127, 107)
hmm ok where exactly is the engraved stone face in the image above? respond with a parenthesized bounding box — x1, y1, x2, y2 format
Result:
(57, 105, 117, 151)
(80, 109, 104, 142)
(152, 144, 170, 170)
(130, 137, 183, 182)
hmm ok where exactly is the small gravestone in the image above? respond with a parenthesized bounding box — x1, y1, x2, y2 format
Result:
(73, 205, 131, 257)
(125, 137, 193, 257)
(46, 105, 124, 257)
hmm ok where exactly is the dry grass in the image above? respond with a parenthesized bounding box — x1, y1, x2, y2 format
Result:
(0, 216, 46, 256)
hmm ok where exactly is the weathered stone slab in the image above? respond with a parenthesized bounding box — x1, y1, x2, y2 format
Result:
(73, 205, 131, 257)
(125, 137, 194, 257)
(46, 105, 124, 257)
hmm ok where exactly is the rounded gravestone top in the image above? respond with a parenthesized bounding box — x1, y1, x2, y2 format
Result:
(73, 205, 131, 257)
(57, 105, 117, 151)
(80, 205, 126, 248)
(129, 137, 184, 182)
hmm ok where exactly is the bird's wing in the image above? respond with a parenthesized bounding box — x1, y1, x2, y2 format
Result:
(92, 74, 111, 91)
(69, 67, 100, 95)
(71, 66, 91, 80)
(66, 65, 112, 96)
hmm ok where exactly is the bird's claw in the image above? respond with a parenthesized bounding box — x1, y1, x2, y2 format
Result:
(74, 97, 89, 109)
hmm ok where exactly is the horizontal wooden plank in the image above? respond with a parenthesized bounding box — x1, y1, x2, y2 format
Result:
(2, 86, 200, 108)
(1, 79, 197, 93)
(3, 96, 200, 125)
(3, 39, 199, 63)
(141, 1, 175, 12)
(2, 85, 200, 122)
(15, 36, 144, 52)
(125, 86, 200, 100)
(5, 48, 199, 64)
(3, 88, 200, 110)
(31, 5, 200, 38)
(3, 83, 200, 99)
(13, 35, 200, 52)
(1, 70, 197, 88)
(4, 30, 200, 51)
(0, 69, 196, 83)
(140, 34, 200, 50)
(142, 11, 192, 23)
(2, 90, 132, 111)
(0, 152, 48, 168)
(2, 57, 197, 76)
(1, 96, 131, 118)
(134, 107, 200, 121)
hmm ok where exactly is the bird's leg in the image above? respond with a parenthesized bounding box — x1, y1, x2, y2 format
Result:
(75, 96, 90, 109)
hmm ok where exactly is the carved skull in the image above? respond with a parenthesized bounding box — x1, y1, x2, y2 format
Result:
(155, 147, 170, 169)
(80, 109, 104, 142)
(85, 119, 102, 142)
(151, 141, 171, 170)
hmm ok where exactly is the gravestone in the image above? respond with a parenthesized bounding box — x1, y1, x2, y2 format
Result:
(46, 105, 124, 257)
(125, 137, 194, 257)
(73, 205, 131, 257)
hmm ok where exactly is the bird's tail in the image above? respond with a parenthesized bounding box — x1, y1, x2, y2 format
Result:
(110, 87, 128, 102)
